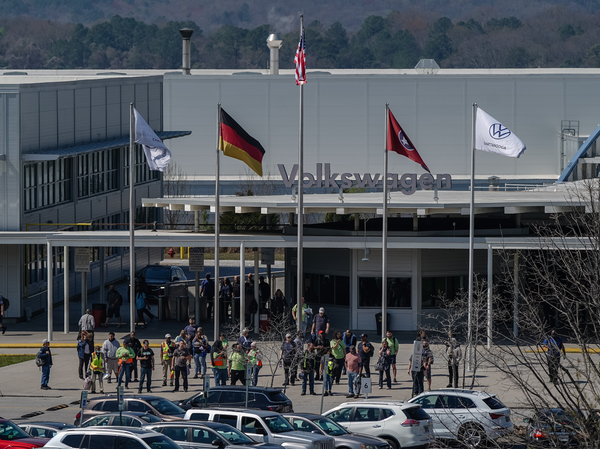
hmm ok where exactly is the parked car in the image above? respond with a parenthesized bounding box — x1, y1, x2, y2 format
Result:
(324, 401, 433, 449)
(0, 419, 50, 449)
(18, 422, 75, 438)
(180, 387, 293, 413)
(137, 265, 187, 299)
(408, 388, 513, 447)
(525, 408, 583, 447)
(182, 408, 335, 449)
(44, 427, 181, 449)
(74, 395, 185, 425)
(81, 412, 163, 428)
(283, 413, 390, 449)
(144, 420, 285, 449)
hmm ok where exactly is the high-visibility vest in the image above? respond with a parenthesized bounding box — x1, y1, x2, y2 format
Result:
(90, 353, 104, 372)
(213, 352, 226, 367)
(162, 342, 174, 361)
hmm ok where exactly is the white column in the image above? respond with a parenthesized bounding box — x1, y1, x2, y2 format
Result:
(81, 271, 87, 316)
(47, 241, 53, 342)
(513, 251, 519, 337)
(240, 242, 245, 334)
(254, 250, 259, 330)
(487, 244, 493, 348)
(64, 246, 69, 334)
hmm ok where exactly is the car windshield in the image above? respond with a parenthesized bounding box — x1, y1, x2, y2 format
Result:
(139, 414, 162, 423)
(213, 425, 254, 444)
(144, 267, 171, 281)
(264, 416, 294, 433)
(312, 418, 347, 436)
(267, 392, 288, 402)
(482, 396, 507, 410)
(147, 398, 185, 416)
(143, 435, 183, 449)
(0, 422, 33, 440)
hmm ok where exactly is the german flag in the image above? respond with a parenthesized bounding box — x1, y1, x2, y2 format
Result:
(220, 109, 265, 177)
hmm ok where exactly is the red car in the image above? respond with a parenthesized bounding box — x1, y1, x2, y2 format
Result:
(0, 419, 49, 449)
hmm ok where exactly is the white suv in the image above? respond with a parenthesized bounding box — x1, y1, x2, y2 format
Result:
(323, 401, 434, 449)
(44, 427, 182, 449)
(408, 389, 513, 447)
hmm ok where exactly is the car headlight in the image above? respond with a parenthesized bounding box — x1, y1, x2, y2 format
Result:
(361, 445, 378, 449)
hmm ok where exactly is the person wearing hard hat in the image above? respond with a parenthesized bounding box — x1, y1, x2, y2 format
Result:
(160, 334, 175, 387)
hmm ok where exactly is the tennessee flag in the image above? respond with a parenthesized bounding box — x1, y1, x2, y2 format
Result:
(387, 108, 430, 173)
(219, 109, 265, 177)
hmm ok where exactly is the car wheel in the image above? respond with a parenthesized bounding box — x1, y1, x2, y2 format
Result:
(458, 424, 487, 447)
(382, 437, 399, 449)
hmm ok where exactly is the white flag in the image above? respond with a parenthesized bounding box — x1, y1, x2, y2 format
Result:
(475, 108, 526, 158)
(134, 108, 171, 171)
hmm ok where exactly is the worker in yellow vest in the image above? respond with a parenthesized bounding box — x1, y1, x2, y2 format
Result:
(90, 345, 105, 394)
(160, 334, 175, 387)
(116, 341, 135, 388)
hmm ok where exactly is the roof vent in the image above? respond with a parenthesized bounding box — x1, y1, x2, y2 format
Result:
(414, 59, 440, 75)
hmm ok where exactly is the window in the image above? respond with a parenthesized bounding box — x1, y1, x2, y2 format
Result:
(82, 416, 111, 427)
(62, 435, 87, 448)
(123, 144, 160, 187)
(327, 407, 352, 422)
(482, 396, 507, 410)
(192, 429, 215, 444)
(102, 400, 119, 412)
(241, 417, 265, 435)
(413, 395, 437, 409)
(90, 434, 116, 449)
(302, 274, 350, 307)
(354, 407, 381, 422)
(188, 412, 209, 421)
(221, 391, 245, 403)
(382, 408, 395, 419)
(213, 425, 253, 444)
(24, 158, 72, 211)
(118, 437, 146, 449)
(215, 415, 238, 428)
(77, 149, 119, 198)
(142, 436, 182, 449)
(358, 277, 411, 308)
(128, 401, 151, 413)
(291, 418, 318, 432)
(422, 276, 465, 308)
(404, 407, 431, 421)
(161, 427, 188, 442)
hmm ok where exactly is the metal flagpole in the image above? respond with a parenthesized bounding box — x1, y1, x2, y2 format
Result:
(296, 15, 304, 334)
(129, 103, 136, 333)
(382, 103, 389, 343)
(467, 103, 477, 370)
(214, 103, 221, 343)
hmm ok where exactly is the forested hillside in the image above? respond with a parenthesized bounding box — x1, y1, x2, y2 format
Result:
(3, 6, 600, 70)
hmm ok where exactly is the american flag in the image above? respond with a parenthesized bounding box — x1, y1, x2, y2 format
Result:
(294, 28, 306, 85)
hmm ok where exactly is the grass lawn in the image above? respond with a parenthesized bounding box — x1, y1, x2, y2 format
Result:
(0, 354, 36, 367)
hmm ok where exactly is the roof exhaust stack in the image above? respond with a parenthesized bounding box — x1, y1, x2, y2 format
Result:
(179, 28, 194, 75)
(266, 34, 283, 75)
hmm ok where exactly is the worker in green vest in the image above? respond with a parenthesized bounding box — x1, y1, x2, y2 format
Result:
(90, 345, 105, 394)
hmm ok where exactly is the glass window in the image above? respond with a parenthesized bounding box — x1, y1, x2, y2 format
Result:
(161, 427, 188, 442)
(0, 422, 32, 440)
(82, 416, 112, 427)
(62, 435, 87, 448)
(191, 429, 215, 444)
(482, 396, 507, 410)
(291, 418, 319, 433)
(128, 401, 151, 413)
(382, 408, 395, 419)
(326, 407, 353, 423)
(412, 395, 437, 409)
(221, 391, 245, 403)
(263, 415, 294, 433)
(142, 435, 182, 449)
(213, 425, 254, 444)
(90, 435, 116, 449)
(312, 418, 347, 436)
(353, 407, 381, 422)
(241, 417, 265, 434)
(146, 398, 185, 415)
(187, 412, 210, 421)
(359, 277, 411, 308)
(118, 437, 146, 449)
(422, 276, 465, 308)
(215, 415, 238, 428)
(404, 407, 431, 421)
(102, 400, 119, 412)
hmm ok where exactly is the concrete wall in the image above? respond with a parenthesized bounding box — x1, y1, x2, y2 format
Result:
(164, 73, 600, 182)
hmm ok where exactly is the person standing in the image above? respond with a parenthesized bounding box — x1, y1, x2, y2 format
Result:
(292, 331, 304, 382)
(358, 334, 374, 378)
(135, 284, 155, 325)
(301, 342, 317, 396)
(542, 329, 566, 384)
(185, 318, 197, 339)
(382, 330, 399, 383)
(172, 340, 192, 392)
(104, 285, 122, 328)
(0, 295, 7, 335)
(102, 332, 120, 383)
(323, 348, 334, 396)
(238, 329, 253, 353)
(77, 331, 92, 380)
(378, 340, 392, 390)
(38, 339, 52, 390)
(192, 331, 209, 379)
(123, 331, 142, 382)
(342, 329, 357, 374)
(280, 333, 297, 386)
(137, 339, 155, 393)
(345, 345, 362, 398)
(258, 276, 270, 306)
(248, 341, 262, 387)
(408, 341, 431, 397)
(160, 334, 175, 387)
(314, 331, 330, 381)
(291, 297, 310, 335)
(330, 331, 346, 385)
(311, 308, 330, 337)
(245, 274, 258, 329)
(422, 341, 434, 391)
(78, 310, 95, 346)
(211, 340, 228, 386)
(446, 334, 462, 388)
(201, 273, 215, 319)
(270, 289, 286, 321)
(90, 345, 105, 394)
(116, 341, 135, 388)
(228, 343, 247, 386)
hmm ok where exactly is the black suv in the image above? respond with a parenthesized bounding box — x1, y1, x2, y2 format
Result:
(178, 386, 293, 413)
(136, 265, 187, 300)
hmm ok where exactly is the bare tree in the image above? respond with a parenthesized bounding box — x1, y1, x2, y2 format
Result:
(163, 161, 194, 230)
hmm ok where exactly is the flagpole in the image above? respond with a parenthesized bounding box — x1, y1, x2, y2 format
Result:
(467, 103, 477, 371)
(382, 103, 389, 343)
(214, 103, 221, 343)
(129, 103, 136, 333)
(296, 14, 304, 334)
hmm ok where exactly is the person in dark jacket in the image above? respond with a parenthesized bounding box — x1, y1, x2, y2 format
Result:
(301, 342, 317, 395)
(124, 331, 142, 382)
(77, 330, 92, 380)
(314, 331, 330, 381)
(39, 339, 53, 390)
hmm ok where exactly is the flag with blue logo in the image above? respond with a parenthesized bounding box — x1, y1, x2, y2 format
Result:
(475, 108, 526, 158)
(134, 108, 172, 171)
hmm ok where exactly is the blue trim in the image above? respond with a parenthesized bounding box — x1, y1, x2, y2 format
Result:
(557, 124, 600, 183)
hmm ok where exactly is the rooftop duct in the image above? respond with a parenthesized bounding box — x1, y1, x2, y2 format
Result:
(179, 28, 194, 75)
(266, 33, 283, 75)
